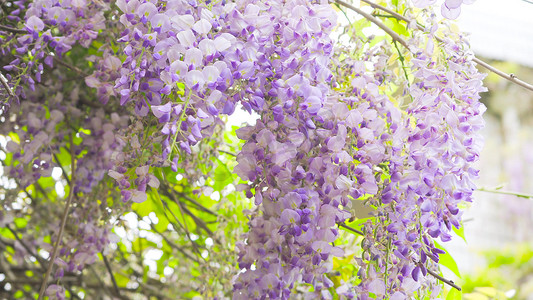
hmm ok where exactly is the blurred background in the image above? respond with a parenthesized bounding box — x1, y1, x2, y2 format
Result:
(444, 0, 533, 298)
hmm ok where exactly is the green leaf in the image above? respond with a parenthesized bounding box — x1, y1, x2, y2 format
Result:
(0, 227, 16, 239)
(453, 225, 466, 243)
(114, 273, 130, 287)
(132, 197, 155, 218)
(4, 152, 12, 166)
(8, 132, 20, 144)
(37, 176, 56, 191)
(132, 238, 157, 253)
(14, 217, 28, 229)
(352, 18, 370, 33)
(446, 288, 462, 300)
(435, 241, 461, 278)
(55, 146, 72, 177)
(153, 216, 170, 232)
(212, 158, 233, 191)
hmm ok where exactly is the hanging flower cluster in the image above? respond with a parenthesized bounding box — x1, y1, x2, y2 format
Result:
(0, 0, 484, 299)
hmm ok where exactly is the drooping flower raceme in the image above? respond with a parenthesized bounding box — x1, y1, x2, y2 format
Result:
(0, 0, 484, 299)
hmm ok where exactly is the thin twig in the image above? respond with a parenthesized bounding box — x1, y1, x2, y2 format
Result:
(393, 40, 411, 89)
(176, 200, 214, 236)
(34, 181, 52, 203)
(338, 223, 364, 235)
(53, 57, 89, 77)
(0, 71, 15, 97)
(358, 0, 533, 92)
(22, 187, 36, 203)
(4, 260, 134, 298)
(150, 223, 201, 264)
(6, 275, 137, 292)
(421, 262, 462, 291)
(0, 24, 26, 34)
(153, 189, 206, 261)
(334, 0, 409, 49)
(0, 237, 14, 249)
(53, 153, 71, 186)
(0, 252, 16, 280)
(87, 264, 113, 297)
(101, 252, 121, 297)
(175, 190, 221, 217)
(172, 197, 207, 258)
(6, 225, 46, 269)
(477, 187, 533, 199)
(472, 58, 533, 92)
(162, 186, 216, 236)
(360, 0, 405, 20)
(64, 285, 83, 300)
(218, 149, 236, 156)
(38, 135, 76, 300)
(334, 1, 353, 27)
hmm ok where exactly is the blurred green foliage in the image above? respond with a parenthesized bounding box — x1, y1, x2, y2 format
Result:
(461, 244, 533, 300)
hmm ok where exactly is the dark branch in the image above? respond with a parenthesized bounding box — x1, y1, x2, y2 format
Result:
(334, 0, 409, 49)
(38, 134, 76, 300)
(477, 187, 533, 199)
(338, 223, 364, 235)
(0, 24, 26, 34)
(156, 196, 206, 261)
(53, 153, 71, 186)
(358, 0, 533, 92)
(150, 223, 201, 264)
(101, 252, 121, 297)
(420, 262, 462, 291)
(6, 225, 46, 270)
(53, 57, 89, 77)
(175, 190, 220, 217)
(0, 71, 15, 98)
(219, 149, 236, 156)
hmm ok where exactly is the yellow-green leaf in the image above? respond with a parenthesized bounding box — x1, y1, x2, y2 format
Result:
(435, 241, 461, 278)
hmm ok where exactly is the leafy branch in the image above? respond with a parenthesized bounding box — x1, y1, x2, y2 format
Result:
(477, 186, 533, 199)
(334, 0, 409, 48)
(38, 134, 76, 300)
(356, 0, 533, 92)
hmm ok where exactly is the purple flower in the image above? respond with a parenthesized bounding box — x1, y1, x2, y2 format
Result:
(280, 209, 300, 225)
(26, 16, 45, 33)
(151, 102, 172, 123)
(192, 19, 212, 35)
(137, 2, 158, 23)
(151, 13, 170, 32)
